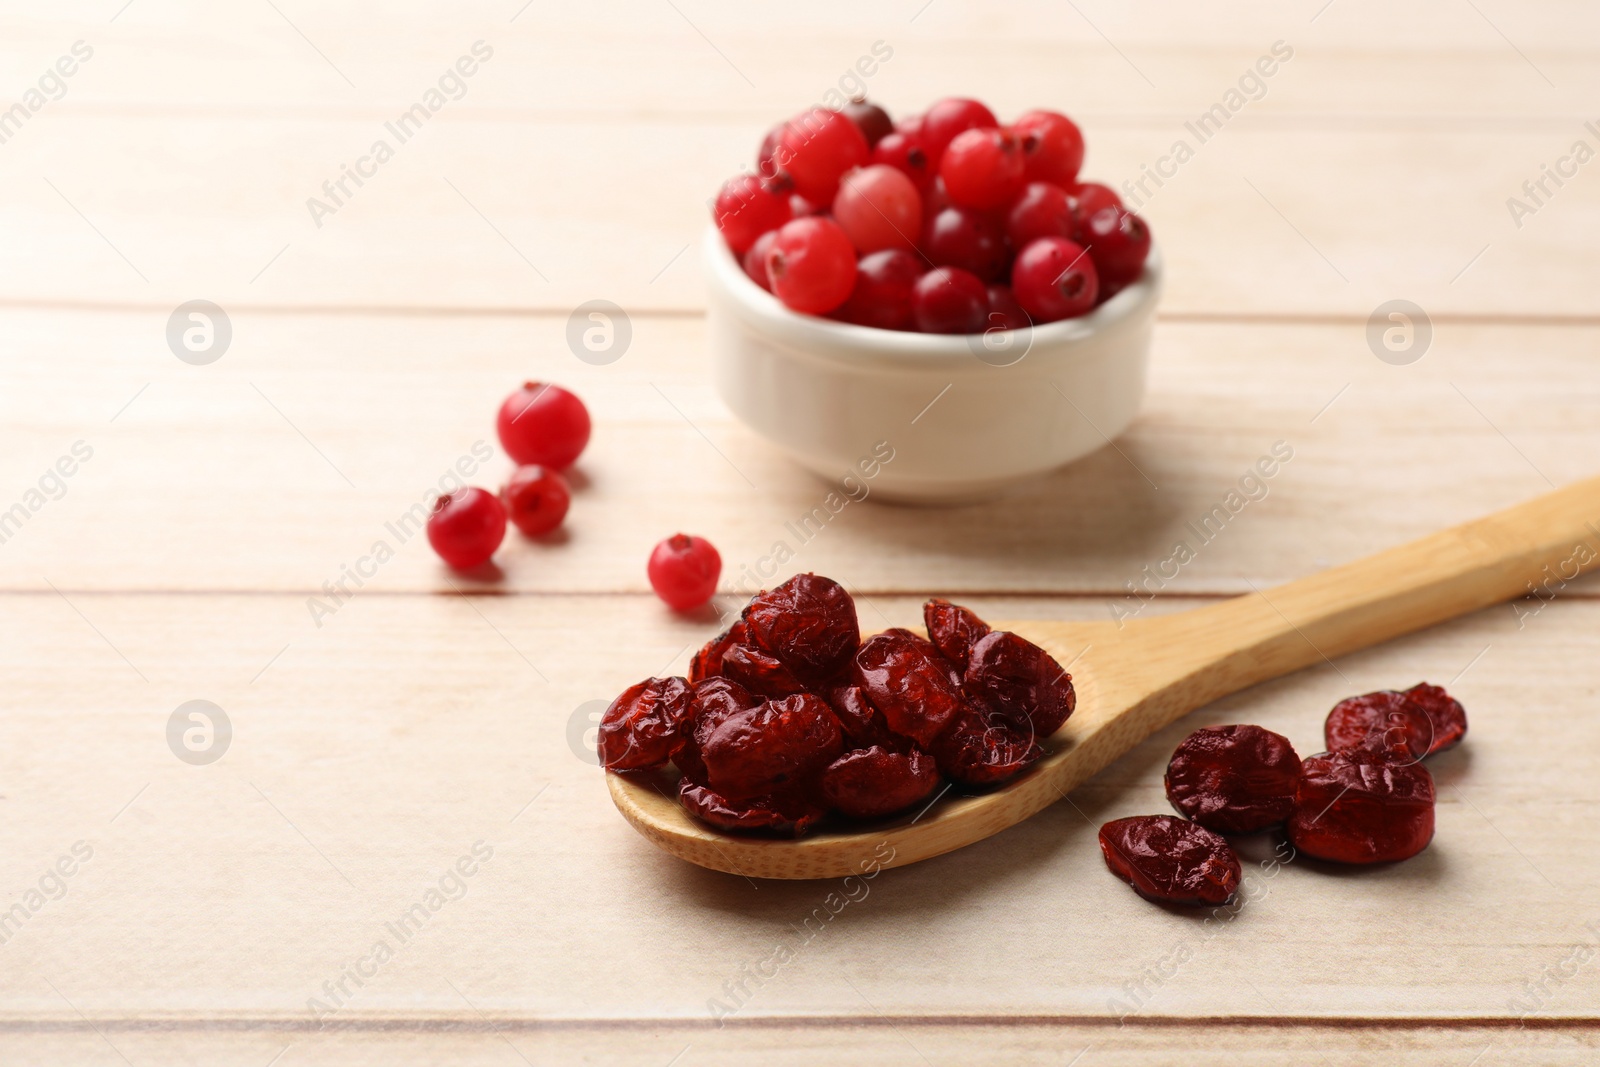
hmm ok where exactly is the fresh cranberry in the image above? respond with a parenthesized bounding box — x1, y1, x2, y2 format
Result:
(1011, 236, 1099, 323)
(789, 193, 820, 217)
(939, 127, 1026, 211)
(1069, 182, 1123, 232)
(833, 164, 922, 254)
(1006, 181, 1077, 248)
(500, 465, 570, 537)
(496, 382, 591, 469)
(712, 174, 793, 255)
(984, 284, 1031, 331)
(1013, 110, 1085, 187)
(598, 676, 693, 771)
(822, 745, 940, 819)
(842, 98, 894, 148)
(775, 107, 870, 204)
(911, 266, 988, 334)
(1164, 725, 1302, 834)
(766, 216, 858, 314)
(920, 97, 999, 165)
(426, 488, 506, 570)
(742, 229, 777, 291)
(1099, 815, 1242, 906)
(1080, 207, 1151, 297)
(871, 130, 935, 194)
(1288, 747, 1436, 864)
(647, 533, 721, 611)
(920, 206, 1006, 281)
(834, 248, 925, 330)
(756, 122, 785, 181)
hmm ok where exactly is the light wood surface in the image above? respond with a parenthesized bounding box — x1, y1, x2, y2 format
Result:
(4, 2, 1600, 1063)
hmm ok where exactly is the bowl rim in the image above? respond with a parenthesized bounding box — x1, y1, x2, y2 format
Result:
(702, 224, 1163, 364)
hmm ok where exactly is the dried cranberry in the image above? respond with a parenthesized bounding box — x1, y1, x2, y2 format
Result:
(821, 745, 940, 820)
(743, 573, 861, 683)
(689, 619, 750, 683)
(826, 685, 896, 747)
(700, 693, 843, 801)
(597, 677, 693, 771)
(1098, 815, 1242, 907)
(932, 703, 1043, 787)
(1325, 690, 1432, 760)
(721, 643, 809, 698)
(963, 630, 1076, 738)
(1164, 725, 1301, 833)
(922, 597, 992, 667)
(852, 630, 966, 747)
(679, 780, 826, 837)
(1403, 682, 1468, 756)
(1288, 748, 1436, 864)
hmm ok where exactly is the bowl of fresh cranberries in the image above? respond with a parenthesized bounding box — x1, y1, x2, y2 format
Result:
(707, 96, 1161, 503)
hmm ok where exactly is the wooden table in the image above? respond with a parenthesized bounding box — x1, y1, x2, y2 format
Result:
(3, 2, 1598, 1063)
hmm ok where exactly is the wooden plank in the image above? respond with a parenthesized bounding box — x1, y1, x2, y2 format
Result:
(0, 591, 1596, 1024)
(0, 309, 1594, 596)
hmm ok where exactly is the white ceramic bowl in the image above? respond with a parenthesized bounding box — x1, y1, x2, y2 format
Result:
(705, 227, 1162, 503)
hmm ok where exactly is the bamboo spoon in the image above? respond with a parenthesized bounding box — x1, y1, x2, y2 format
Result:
(608, 476, 1600, 880)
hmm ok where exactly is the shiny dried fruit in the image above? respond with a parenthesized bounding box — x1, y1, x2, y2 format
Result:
(1403, 682, 1467, 756)
(689, 620, 750, 683)
(1325, 690, 1431, 760)
(721, 643, 809, 698)
(679, 780, 826, 837)
(923, 597, 992, 667)
(1164, 724, 1301, 833)
(852, 630, 966, 747)
(963, 630, 1076, 738)
(821, 745, 940, 819)
(1098, 815, 1242, 906)
(932, 703, 1043, 786)
(597, 677, 693, 771)
(1288, 747, 1436, 864)
(744, 573, 861, 683)
(826, 685, 896, 747)
(700, 692, 844, 801)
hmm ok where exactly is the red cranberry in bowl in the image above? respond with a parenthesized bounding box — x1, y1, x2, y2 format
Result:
(1011, 236, 1100, 323)
(842, 98, 894, 148)
(939, 127, 1026, 211)
(920, 205, 1007, 282)
(765, 216, 858, 315)
(919, 97, 999, 164)
(1079, 207, 1151, 298)
(776, 107, 870, 204)
(834, 249, 925, 330)
(712, 173, 793, 255)
(1013, 109, 1085, 187)
(872, 129, 936, 195)
(911, 266, 988, 334)
(833, 164, 922, 254)
(1006, 181, 1077, 249)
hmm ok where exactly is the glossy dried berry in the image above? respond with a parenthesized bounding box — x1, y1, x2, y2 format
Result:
(700, 693, 843, 802)
(963, 630, 1076, 738)
(826, 685, 896, 748)
(852, 630, 967, 747)
(688, 620, 749, 684)
(1325, 690, 1431, 761)
(597, 677, 693, 771)
(821, 745, 940, 820)
(744, 573, 861, 684)
(1288, 748, 1436, 864)
(676, 677, 761, 785)
(679, 780, 826, 837)
(922, 597, 992, 667)
(721, 643, 809, 698)
(932, 703, 1043, 787)
(1164, 725, 1301, 833)
(1402, 682, 1467, 756)
(1098, 815, 1242, 907)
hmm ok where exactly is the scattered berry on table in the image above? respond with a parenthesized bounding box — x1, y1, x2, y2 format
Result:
(425, 487, 506, 571)
(647, 533, 722, 612)
(1164, 724, 1302, 834)
(500, 465, 570, 537)
(1099, 815, 1242, 906)
(496, 382, 591, 469)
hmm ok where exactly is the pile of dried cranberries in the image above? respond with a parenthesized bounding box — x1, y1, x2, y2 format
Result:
(1099, 682, 1467, 907)
(598, 573, 1075, 835)
(713, 96, 1151, 333)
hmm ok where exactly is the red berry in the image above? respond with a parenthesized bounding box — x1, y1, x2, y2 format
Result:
(1069, 181, 1123, 231)
(647, 533, 721, 611)
(743, 573, 861, 684)
(742, 229, 777, 291)
(756, 122, 785, 181)
(713, 174, 793, 255)
(598, 676, 693, 771)
(700, 692, 843, 801)
(834, 248, 925, 330)
(963, 629, 1077, 739)
(852, 629, 966, 747)
(1013, 109, 1085, 187)
(1099, 815, 1242, 906)
(923, 597, 993, 667)
(842, 98, 894, 148)
(766, 216, 858, 315)
(822, 745, 940, 820)
(1011, 237, 1099, 323)
(1006, 181, 1076, 248)
(426, 488, 506, 571)
(500, 465, 570, 537)
(1288, 747, 1436, 864)
(775, 107, 870, 205)
(932, 702, 1043, 786)
(679, 779, 826, 837)
(496, 382, 591, 469)
(1402, 682, 1468, 756)
(939, 127, 1026, 211)
(871, 130, 935, 194)
(1080, 207, 1151, 297)
(920, 97, 998, 165)
(1165, 725, 1302, 834)
(920, 205, 1006, 281)
(1325, 691, 1432, 760)
(911, 266, 988, 334)
(984, 284, 1031, 331)
(833, 164, 922, 254)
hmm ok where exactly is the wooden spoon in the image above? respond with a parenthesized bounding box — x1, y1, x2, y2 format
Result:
(608, 476, 1600, 879)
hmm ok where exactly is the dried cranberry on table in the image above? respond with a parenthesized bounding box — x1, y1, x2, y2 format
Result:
(1287, 746, 1436, 864)
(1098, 815, 1242, 907)
(1164, 724, 1301, 834)
(1399, 682, 1468, 756)
(822, 745, 940, 819)
(598, 677, 694, 772)
(1324, 682, 1467, 761)
(963, 629, 1077, 738)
